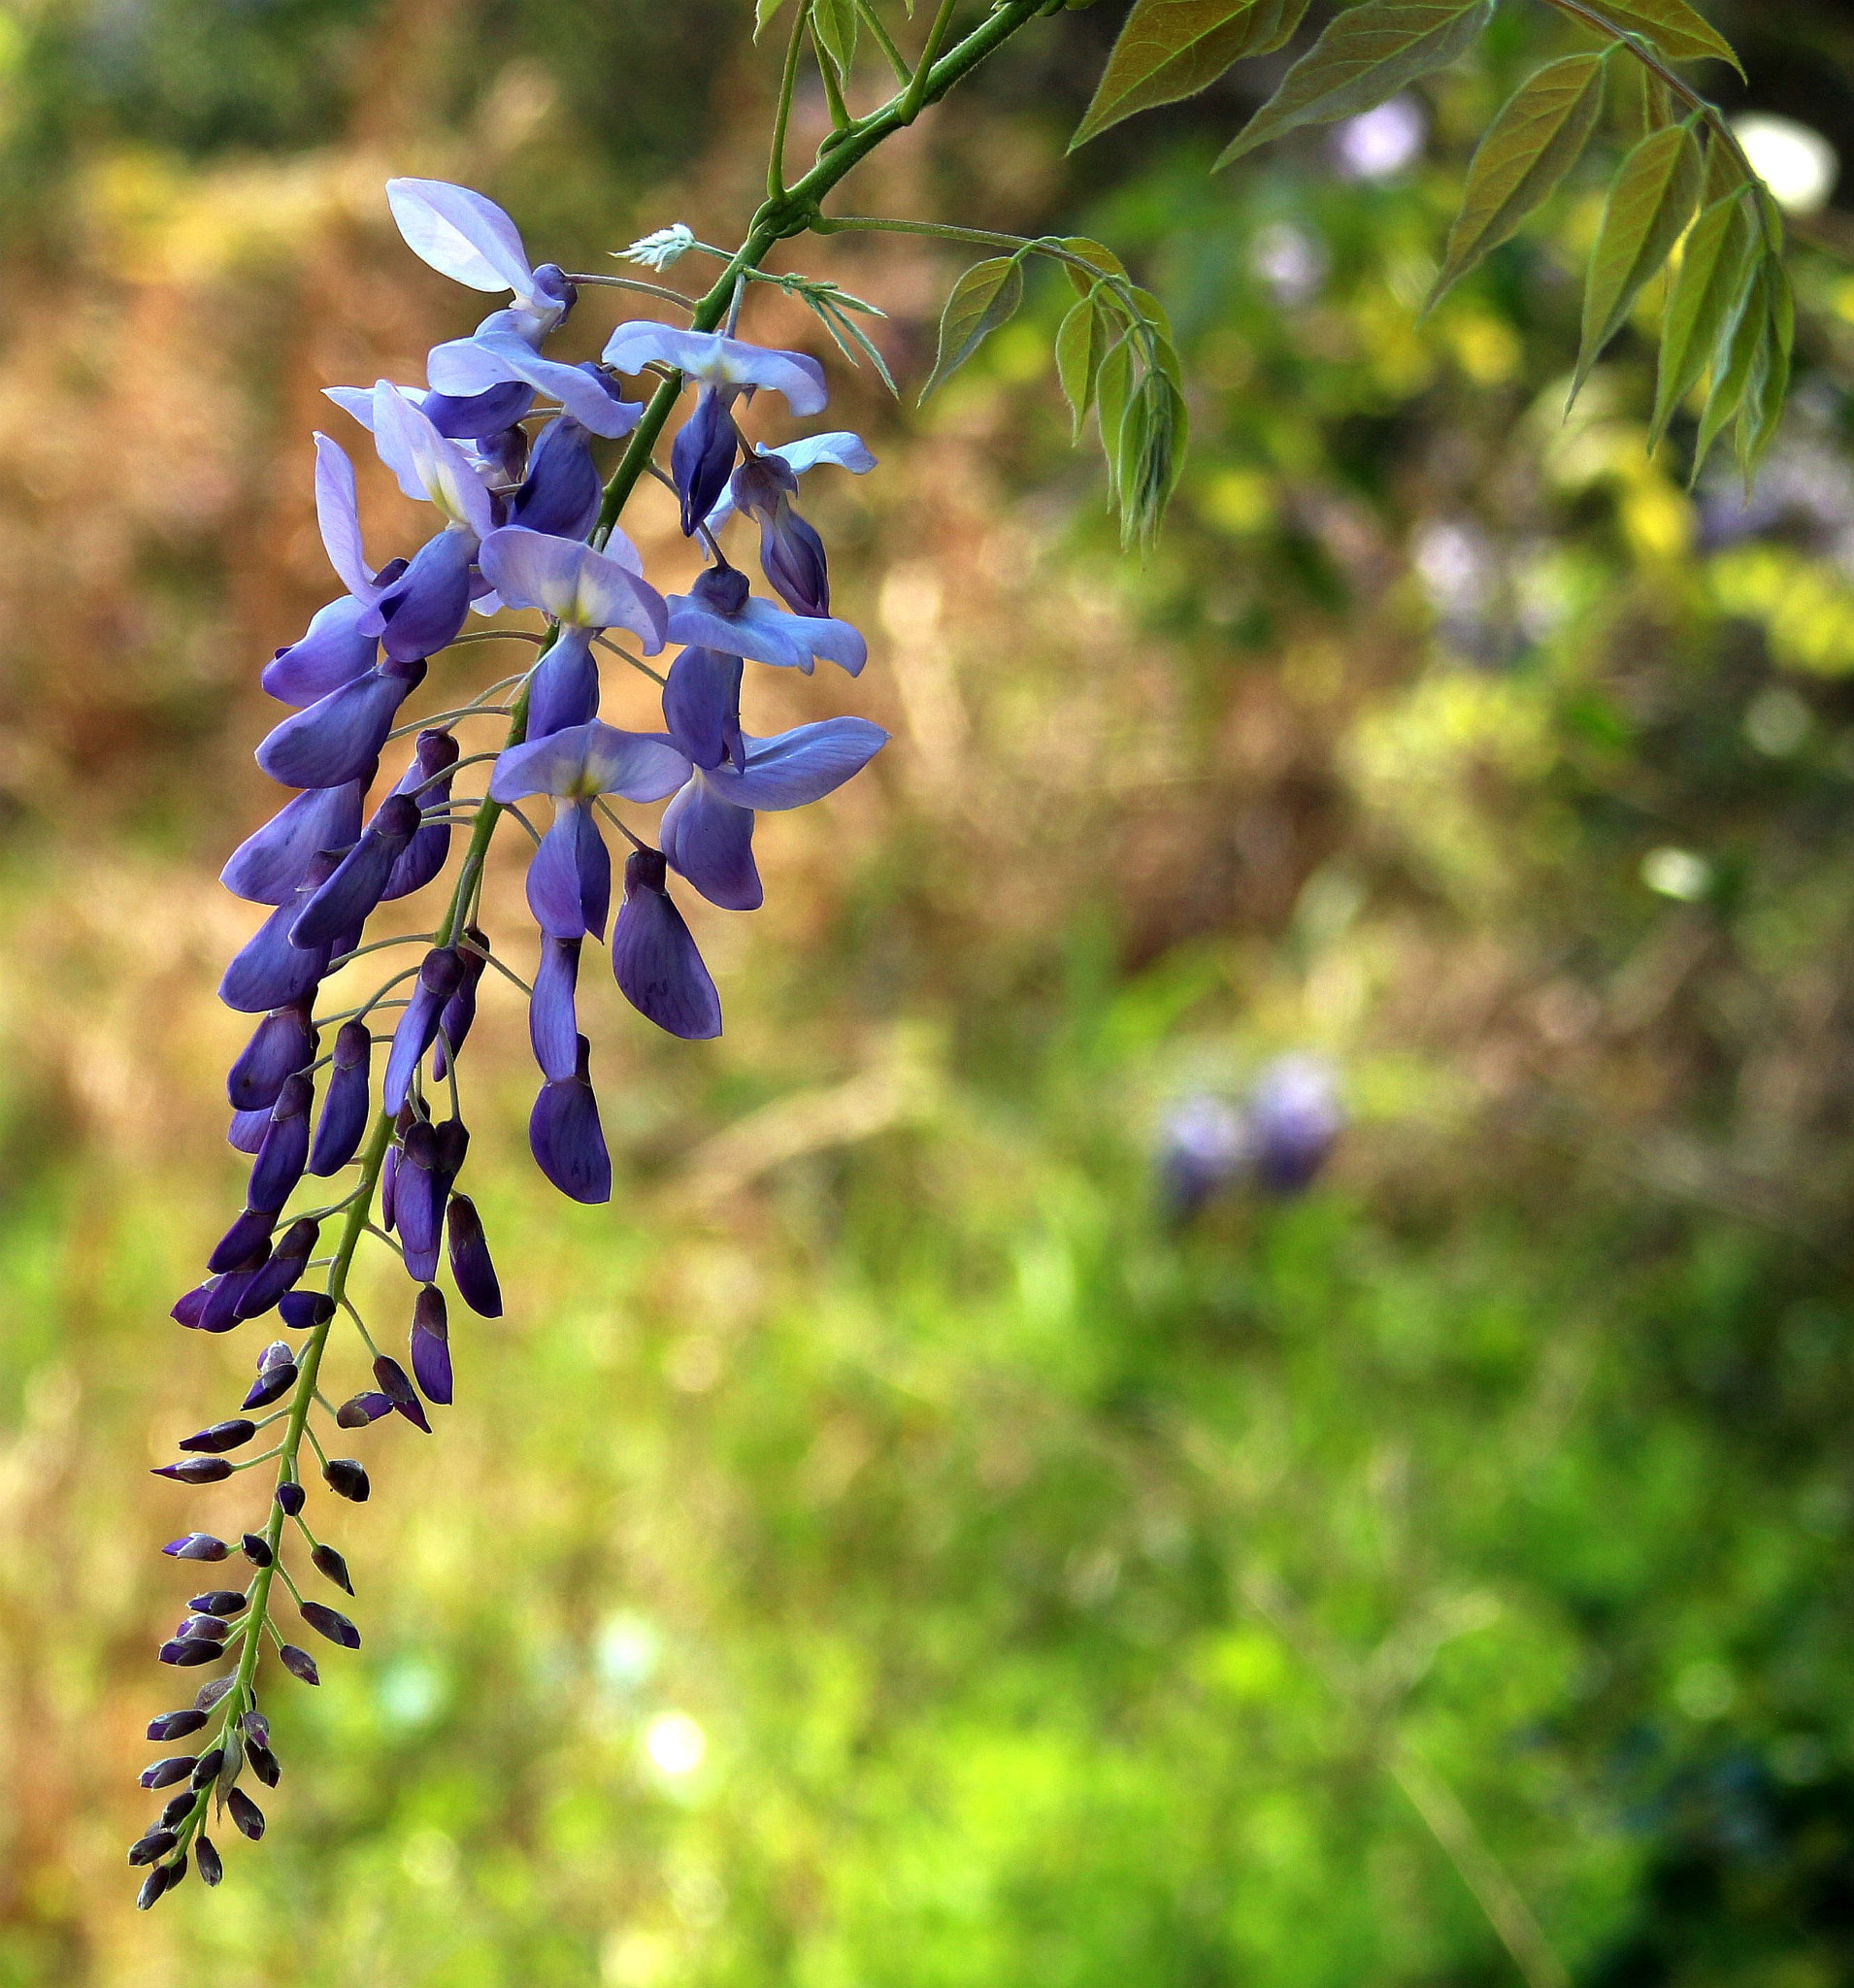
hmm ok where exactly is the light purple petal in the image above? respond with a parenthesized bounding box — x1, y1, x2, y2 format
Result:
(600, 323, 828, 414)
(371, 382, 495, 538)
(661, 777, 761, 911)
(579, 723, 690, 801)
(665, 594, 867, 677)
(313, 435, 378, 601)
(221, 780, 364, 905)
(479, 527, 668, 647)
(385, 178, 536, 298)
(705, 430, 876, 529)
(261, 596, 379, 706)
(710, 716, 888, 812)
(490, 727, 591, 802)
(430, 332, 643, 439)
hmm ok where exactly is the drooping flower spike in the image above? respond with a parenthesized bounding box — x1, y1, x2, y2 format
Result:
(138, 168, 901, 1905)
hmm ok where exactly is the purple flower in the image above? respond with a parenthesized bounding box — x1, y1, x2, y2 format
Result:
(308, 1020, 372, 1176)
(226, 1002, 315, 1113)
(612, 846, 721, 1040)
(289, 793, 420, 948)
(221, 779, 366, 906)
(530, 935, 582, 1080)
(446, 1194, 502, 1317)
(382, 947, 466, 1114)
(666, 562, 866, 676)
(726, 453, 831, 616)
(659, 712, 887, 913)
(704, 430, 876, 531)
(381, 730, 461, 901)
(219, 852, 347, 1011)
(255, 655, 426, 791)
(248, 1074, 313, 1214)
(528, 1033, 612, 1202)
(410, 1284, 453, 1403)
(260, 594, 380, 707)
(601, 323, 828, 538)
(1246, 1054, 1343, 1193)
(428, 336, 643, 440)
(385, 178, 572, 327)
(488, 720, 689, 940)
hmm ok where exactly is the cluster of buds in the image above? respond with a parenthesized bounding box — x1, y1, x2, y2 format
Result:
(133, 179, 887, 1898)
(1157, 1055, 1345, 1221)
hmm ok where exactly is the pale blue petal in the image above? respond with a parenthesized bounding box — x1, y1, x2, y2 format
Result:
(711, 716, 888, 812)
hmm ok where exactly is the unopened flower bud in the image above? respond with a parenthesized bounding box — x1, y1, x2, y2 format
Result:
(162, 1534, 230, 1562)
(147, 1708, 208, 1742)
(310, 1541, 354, 1594)
(279, 1642, 321, 1686)
(246, 1739, 281, 1787)
(445, 1194, 502, 1316)
(179, 1418, 256, 1455)
(410, 1285, 452, 1405)
(227, 1787, 266, 1840)
(373, 1354, 431, 1433)
(139, 1756, 196, 1790)
(189, 1746, 225, 1788)
(151, 1458, 233, 1485)
(196, 1834, 224, 1886)
(336, 1391, 392, 1428)
(274, 1480, 306, 1516)
(300, 1600, 361, 1648)
(127, 1829, 179, 1868)
(280, 1291, 335, 1331)
(323, 1457, 370, 1502)
(241, 1532, 273, 1568)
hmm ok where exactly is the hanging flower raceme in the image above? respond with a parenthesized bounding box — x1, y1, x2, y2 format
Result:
(134, 171, 893, 1905)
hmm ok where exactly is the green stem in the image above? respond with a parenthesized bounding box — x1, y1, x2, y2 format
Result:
(856, 0, 910, 83)
(901, 0, 961, 120)
(768, 1, 812, 199)
(814, 23, 853, 128)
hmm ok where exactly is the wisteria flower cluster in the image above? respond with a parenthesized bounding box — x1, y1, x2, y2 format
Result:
(128, 178, 886, 1903)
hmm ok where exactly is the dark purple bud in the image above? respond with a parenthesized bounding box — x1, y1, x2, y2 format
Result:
(260, 595, 379, 707)
(171, 1281, 213, 1329)
(177, 1613, 230, 1642)
(158, 1639, 221, 1667)
(247, 1073, 314, 1213)
(686, 559, 750, 618)
(733, 454, 831, 616)
(523, 622, 600, 739)
(446, 1195, 502, 1317)
(310, 1541, 354, 1594)
(510, 414, 601, 540)
(323, 1457, 370, 1502)
(228, 1106, 272, 1154)
(274, 1479, 307, 1516)
(422, 378, 535, 440)
(395, 1119, 444, 1282)
(197, 1261, 264, 1336)
(135, 1861, 175, 1909)
(372, 1353, 431, 1433)
(208, 1205, 274, 1276)
(236, 1217, 318, 1321)
(411, 1284, 452, 1405)
(280, 1290, 335, 1331)
(242, 1707, 271, 1745)
(532, 262, 579, 314)
(529, 1035, 612, 1205)
(218, 851, 342, 1012)
(188, 1591, 248, 1617)
(241, 1533, 273, 1568)
(255, 656, 425, 789)
(612, 848, 721, 1042)
(227, 1787, 266, 1840)
(300, 1600, 361, 1649)
(226, 1003, 316, 1112)
(381, 730, 461, 901)
(243, 1354, 299, 1410)
(147, 1708, 208, 1742)
(158, 1790, 193, 1829)
(530, 935, 581, 1081)
(309, 1018, 372, 1176)
(383, 947, 465, 1113)
(662, 646, 744, 772)
(245, 1739, 281, 1787)
(196, 1835, 224, 1886)
(432, 933, 487, 1079)
(189, 1746, 225, 1788)
(194, 1675, 236, 1711)
(1247, 1054, 1344, 1194)
(279, 1642, 321, 1687)
(671, 385, 740, 537)
(336, 1391, 392, 1428)
(289, 792, 421, 949)
(381, 1143, 400, 1232)
(433, 1114, 470, 1185)
(128, 1829, 179, 1868)
(223, 777, 366, 904)
(375, 531, 474, 665)
(162, 1534, 229, 1562)
(179, 1418, 256, 1455)
(139, 1756, 196, 1790)
(151, 1458, 233, 1485)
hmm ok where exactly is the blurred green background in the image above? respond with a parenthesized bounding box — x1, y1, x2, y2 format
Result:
(4, 0, 1854, 1981)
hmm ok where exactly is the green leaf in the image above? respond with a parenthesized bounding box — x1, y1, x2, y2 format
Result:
(812, 0, 858, 73)
(1056, 294, 1113, 437)
(1737, 256, 1794, 482)
(820, 299, 900, 397)
(755, 0, 789, 34)
(1573, 117, 1703, 400)
(1690, 257, 1767, 480)
(1095, 332, 1136, 491)
(1648, 190, 1753, 448)
(1579, 0, 1743, 76)
(1055, 235, 1130, 300)
(1215, 0, 1493, 168)
(1118, 371, 1189, 545)
(919, 256, 1027, 402)
(1607, 56, 1672, 141)
(1071, 0, 1313, 149)
(1430, 52, 1606, 305)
